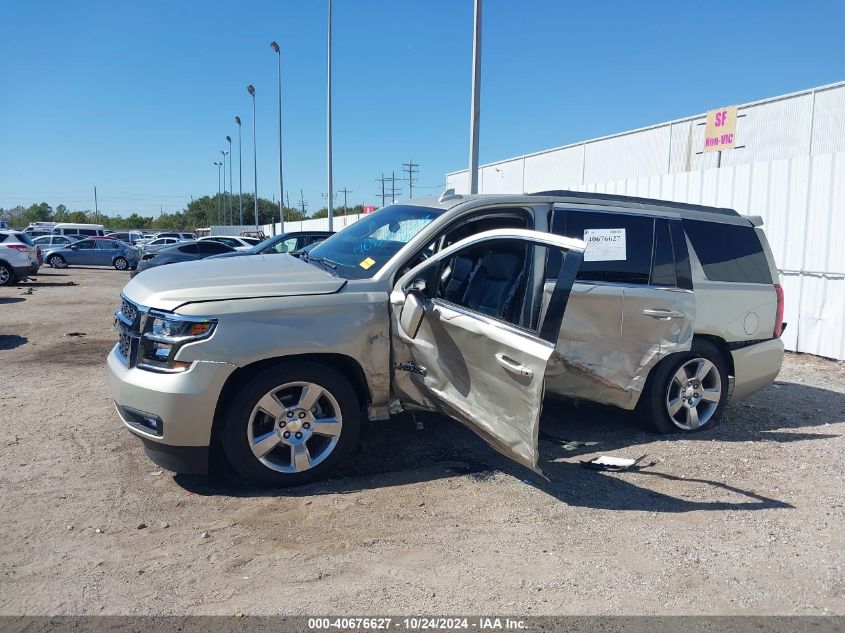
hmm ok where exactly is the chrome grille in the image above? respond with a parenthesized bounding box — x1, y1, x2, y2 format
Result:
(114, 296, 145, 367)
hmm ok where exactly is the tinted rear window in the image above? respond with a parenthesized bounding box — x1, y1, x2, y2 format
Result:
(683, 220, 771, 284)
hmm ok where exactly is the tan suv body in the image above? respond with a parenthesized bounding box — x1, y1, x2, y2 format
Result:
(107, 191, 785, 484)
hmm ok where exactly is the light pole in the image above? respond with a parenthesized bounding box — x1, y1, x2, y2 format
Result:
(468, 0, 482, 194)
(326, 0, 333, 231)
(226, 136, 234, 226)
(220, 149, 229, 226)
(214, 161, 223, 225)
(247, 84, 259, 230)
(235, 116, 243, 226)
(271, 41, 285, 234)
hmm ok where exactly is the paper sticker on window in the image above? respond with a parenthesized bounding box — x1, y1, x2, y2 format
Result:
(583, 228, 626, 261)
(359, 257, 376, 269)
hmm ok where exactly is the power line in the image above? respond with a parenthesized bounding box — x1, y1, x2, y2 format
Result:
(338, 187, 352, 213)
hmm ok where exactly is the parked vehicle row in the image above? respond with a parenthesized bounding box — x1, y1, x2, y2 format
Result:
(108, 190, 786, 488)
(43, 237, 140, 271)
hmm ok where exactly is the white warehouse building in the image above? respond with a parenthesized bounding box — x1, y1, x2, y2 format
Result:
(446, 81, 845, 361)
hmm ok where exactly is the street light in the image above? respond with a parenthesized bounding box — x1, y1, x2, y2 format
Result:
(220, 149, 229, 226)
(247, 84, 259, 230)
(214, 161, 223, 225)
(226, 136, 234, 226)
(234, 117, 243, 227)
(468, 0, 482, 194)
(326, 0, 333, 231)
(270, 41, 285, 234)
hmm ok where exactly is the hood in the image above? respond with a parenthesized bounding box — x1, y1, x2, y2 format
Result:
(124, 253, 345, 311)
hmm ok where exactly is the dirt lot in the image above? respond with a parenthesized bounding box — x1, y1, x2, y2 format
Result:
(0, 266, 843, 616)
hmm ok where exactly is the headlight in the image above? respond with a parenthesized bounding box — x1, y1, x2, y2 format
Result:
(138, 312, 217, 373)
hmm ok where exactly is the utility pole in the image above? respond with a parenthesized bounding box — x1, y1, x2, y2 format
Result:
(385, 172, 402, 204)
(94, 186, 99, 222)
(339, 187, 352, 215)
(376, 173, 388, 207)
(299, 189, 308, 217)
(402, 160, 418, 198)
(286, 191, 291, 213)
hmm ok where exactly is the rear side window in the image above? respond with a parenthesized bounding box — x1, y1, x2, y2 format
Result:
(551, 209, 654, 284)
(650, 220, 676, 287)
(0, 234, 7, 243)
(683, 220, 772, 284)
(177, 243, 199, 254)
(197, 241, 230, 254)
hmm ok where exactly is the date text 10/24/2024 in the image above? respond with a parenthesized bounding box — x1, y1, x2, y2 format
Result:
(307, 617, 527, 630)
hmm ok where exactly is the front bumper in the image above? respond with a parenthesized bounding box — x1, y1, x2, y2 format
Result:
(106, 346, 237, 474)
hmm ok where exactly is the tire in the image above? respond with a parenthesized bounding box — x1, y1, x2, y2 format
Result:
(48, 254, 66, 268)
(639, 339, 729, 434)
(222, 360, 361, 486)
(113, 257, 128, 271)
(0, 262, 14, 286)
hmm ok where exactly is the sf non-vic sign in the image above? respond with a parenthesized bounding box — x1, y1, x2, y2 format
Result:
(704, 105, 737, 152)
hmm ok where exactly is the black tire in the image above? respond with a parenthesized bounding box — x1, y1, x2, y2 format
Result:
(0, 262, 15, 286)
(638, 339, 729, 434)
(48, 254, 66, 268)
(113, 256, 128, 271)
(222, 360, 361, 486)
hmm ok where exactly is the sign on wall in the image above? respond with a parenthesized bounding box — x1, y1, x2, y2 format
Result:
(704, 105, 738, 152)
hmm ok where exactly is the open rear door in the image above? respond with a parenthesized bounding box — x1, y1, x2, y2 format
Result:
(390, 229, 584, 473)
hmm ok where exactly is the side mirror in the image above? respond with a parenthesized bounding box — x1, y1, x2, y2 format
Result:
(398, 290, 425, 339)
(70, 245, 79, 250)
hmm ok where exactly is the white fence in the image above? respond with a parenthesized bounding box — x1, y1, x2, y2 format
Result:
(209, 213, 363, 237)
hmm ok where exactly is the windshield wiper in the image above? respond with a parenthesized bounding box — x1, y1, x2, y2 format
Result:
(312, 256, 337, 269)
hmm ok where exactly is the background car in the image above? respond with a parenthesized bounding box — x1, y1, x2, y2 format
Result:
(0, 230, 40, 285)
(107, 230, 145, 245)
(198, 235, 261, 251)
(42, 237, 140, 270)
(155, 231, 196, 241)
(206, 231, 333, 260)
(32, 234, 84, 248)
(141, 237, 180, 252)
(131, 239, 234, 277)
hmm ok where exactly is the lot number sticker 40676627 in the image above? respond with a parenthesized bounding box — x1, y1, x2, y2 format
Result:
(583, 228, 626, 262)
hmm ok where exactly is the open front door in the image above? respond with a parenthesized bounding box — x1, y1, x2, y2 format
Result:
(390, 229, 584, 473)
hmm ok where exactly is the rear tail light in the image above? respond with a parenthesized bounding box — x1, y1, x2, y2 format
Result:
(6, 244, 28, 251)
(773, 284, 785, 338)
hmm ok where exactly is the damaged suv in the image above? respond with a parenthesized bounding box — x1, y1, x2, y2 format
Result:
(107, 190, 785, 485)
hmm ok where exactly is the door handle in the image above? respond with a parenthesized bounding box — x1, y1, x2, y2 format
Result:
(643, 308, 686, 320)
(495, 353, 534, 378)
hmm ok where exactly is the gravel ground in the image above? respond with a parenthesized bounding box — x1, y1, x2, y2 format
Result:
(0, 266, 843, 616)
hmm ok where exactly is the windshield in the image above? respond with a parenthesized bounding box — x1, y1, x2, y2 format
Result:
(307, 204, 442, 279)
(247, 234, 287, 254)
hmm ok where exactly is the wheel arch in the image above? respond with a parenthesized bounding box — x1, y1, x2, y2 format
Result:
(637, 333, 735, 411)
(209, 353, 372, 447)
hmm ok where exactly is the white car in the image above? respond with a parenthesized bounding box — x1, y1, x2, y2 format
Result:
(198, 235, 261, 251)
(0, 230, 40, 286)
(141, 237, 180, 252)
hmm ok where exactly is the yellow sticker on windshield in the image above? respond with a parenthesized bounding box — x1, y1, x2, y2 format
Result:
(359, 257, 376, 269)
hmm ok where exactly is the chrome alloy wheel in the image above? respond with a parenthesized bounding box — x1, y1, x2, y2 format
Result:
(0, 266, 9, 285)
(665, 357, 722, 431)
(247, 382, 343, 473)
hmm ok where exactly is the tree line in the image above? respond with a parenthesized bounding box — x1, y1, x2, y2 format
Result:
(0, 195, 366, 231)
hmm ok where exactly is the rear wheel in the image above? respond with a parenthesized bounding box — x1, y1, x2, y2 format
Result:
(0, 262, 14, 286)
(222, 361, 361, 486)
(48, 254, 66, 268)
(113, 256, 128, 270)
(640, 339, 729, 434)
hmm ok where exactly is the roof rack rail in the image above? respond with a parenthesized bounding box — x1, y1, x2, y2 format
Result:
(528, 189, 740, 217)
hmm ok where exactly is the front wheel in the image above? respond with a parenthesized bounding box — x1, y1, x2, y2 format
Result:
(222, 361, 361, 486)
(113, 257, 128, 270)
(48, 254, 66, 268)
(639, 340, 729, 434)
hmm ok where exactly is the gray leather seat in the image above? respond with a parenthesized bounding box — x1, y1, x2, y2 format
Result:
(461, 251, 524, 320)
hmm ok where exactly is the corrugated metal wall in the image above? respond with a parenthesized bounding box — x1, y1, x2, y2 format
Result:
(445, 82, 845, 360)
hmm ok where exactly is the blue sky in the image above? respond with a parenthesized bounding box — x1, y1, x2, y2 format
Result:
(1, 0, 843, 217)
